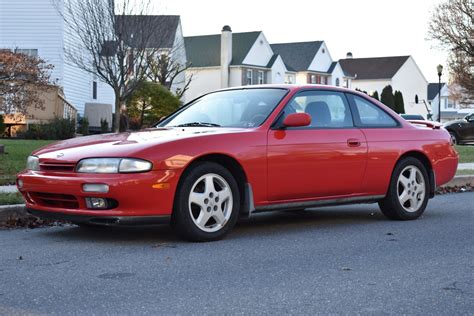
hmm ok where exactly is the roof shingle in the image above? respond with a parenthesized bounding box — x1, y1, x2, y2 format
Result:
(270, 41, 323, 72)
(184, 31, 261, 67)
(338, 56, 410, 80)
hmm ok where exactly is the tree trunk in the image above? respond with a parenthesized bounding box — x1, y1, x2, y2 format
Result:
(113, 90, 121, 133)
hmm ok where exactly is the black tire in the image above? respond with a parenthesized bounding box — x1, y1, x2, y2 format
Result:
(378, 157, 430, 220)
(172, 162, 241, 242)
(449, 131, 459, 145)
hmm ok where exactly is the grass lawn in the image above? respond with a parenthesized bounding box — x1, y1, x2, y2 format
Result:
(456, 169, 474, 176)
(0, 192, 25, 205)
(0, 139, 54, 185)
(455, 145, 474, 164)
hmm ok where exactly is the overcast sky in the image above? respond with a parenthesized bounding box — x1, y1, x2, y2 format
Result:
(154, 0, 448, 83)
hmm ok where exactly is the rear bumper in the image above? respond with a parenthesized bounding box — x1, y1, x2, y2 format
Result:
(28, 208, 170, 226)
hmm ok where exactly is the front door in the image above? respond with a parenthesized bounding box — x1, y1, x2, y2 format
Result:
(267, 90, 367, 201)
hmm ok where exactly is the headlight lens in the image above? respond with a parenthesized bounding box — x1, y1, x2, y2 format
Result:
(76, 158, 152, 173)
(26, 156, 40, 171)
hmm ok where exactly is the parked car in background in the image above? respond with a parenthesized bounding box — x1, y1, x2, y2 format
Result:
(443, 113, 474, 145)
(17, 85, 458, 241)
(400, 114, 425, 121)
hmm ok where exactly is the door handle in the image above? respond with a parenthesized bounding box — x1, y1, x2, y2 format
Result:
(347, 138, 361, 147)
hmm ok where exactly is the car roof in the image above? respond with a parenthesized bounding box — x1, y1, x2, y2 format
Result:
(215, 84, 358, 94)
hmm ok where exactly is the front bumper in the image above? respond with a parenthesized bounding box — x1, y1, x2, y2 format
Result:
(17, 169, 181, 218)
(27, 208, 170, 226)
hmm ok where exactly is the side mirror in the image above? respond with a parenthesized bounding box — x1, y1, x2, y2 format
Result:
(282, 113, 311, 128)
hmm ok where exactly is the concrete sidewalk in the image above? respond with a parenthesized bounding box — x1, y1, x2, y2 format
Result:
(458, 163, 474, 170)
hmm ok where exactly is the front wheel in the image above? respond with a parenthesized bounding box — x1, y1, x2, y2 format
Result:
(379, 157, 430, 220)
(449, 132, 458, 145)
(172, 162, 240, 242)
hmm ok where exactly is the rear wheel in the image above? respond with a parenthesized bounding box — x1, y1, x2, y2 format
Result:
(379, 157, 430, 220)
(172, 162, 240, 242)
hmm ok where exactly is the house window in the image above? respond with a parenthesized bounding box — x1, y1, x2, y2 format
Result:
(286, 76, 293, 84)
(335, 78, 340, 86)
(258, 71, 264, 84)
(246, 69, 253, 85)
(16, 49, 38, 57)
(92, 81, 97, 100)
(310, 74, 316, 84)
(316, 75, 321, 84)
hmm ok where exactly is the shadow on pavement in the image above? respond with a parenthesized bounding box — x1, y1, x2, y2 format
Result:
(38, 204, 390, 243)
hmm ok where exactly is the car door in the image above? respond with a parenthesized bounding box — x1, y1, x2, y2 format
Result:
(267, 90, 368, 201)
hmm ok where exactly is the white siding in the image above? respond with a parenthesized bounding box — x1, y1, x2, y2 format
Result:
(268, 55, 286, 84)
(391, 57, 428, 116)
(184, 68, 221, 102)
(329, 63, 345, 87)
(0, 0, 114, 115)
(242, 33, 273, 66)
(169, 20, 187, 95)
(229, 68, 242, 86)
(0, 0, 65, 86)
(352, 79, 392, 96)
(308, 42, 333, 72)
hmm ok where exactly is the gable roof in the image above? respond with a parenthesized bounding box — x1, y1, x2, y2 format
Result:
(427, 82, 447, 101)
(327, 61, 337, 73)
(339, 56, 410, 80)
(270, 41, 323, 72)
(115, 15, 180, 48)
(184, 31, 261, 67)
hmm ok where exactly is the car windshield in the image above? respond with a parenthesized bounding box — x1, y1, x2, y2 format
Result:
(160, 88, 288, 128)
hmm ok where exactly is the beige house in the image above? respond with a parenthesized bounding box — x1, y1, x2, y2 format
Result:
(2, 85, 77, 136)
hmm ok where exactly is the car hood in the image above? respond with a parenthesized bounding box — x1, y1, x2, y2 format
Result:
(33, 127, 246, 163)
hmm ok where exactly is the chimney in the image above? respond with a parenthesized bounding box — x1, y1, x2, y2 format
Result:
(346, 52, 353, 59)
(220, 25, 232, 88)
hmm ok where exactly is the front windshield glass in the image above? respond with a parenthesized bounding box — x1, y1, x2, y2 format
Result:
(160, 88, 288, 128)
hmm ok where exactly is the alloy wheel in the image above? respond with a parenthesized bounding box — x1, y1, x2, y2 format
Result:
(188, 173, 233, 233)
(397, 165, 426, 213)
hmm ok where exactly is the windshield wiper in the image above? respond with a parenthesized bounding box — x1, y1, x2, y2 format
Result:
(174, 122, 221, 127)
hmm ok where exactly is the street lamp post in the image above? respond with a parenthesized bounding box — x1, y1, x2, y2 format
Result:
(437, 64, 443, 122)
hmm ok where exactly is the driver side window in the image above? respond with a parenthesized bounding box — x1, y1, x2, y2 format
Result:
(279, 90, 354, 128)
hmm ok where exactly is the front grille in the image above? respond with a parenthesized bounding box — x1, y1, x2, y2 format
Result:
(39, 162, 76, 172)
(30, 192, 79, 209)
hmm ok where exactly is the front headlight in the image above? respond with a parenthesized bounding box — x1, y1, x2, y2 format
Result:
(26, 156, 40, 171)
(76, 158, 152, 173)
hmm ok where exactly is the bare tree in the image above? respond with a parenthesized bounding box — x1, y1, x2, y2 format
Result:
(147, 49, 193, 99)
(0, 49, 53, 120)
(427, 0, 473, 104)
(54, 0, 175, 132)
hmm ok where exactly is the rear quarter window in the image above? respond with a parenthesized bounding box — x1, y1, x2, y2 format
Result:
(348, 94, 399, 128)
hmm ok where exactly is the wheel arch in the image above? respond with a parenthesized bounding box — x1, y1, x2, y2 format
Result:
(396, 150, 436, 198)
(176, 153, 251, 217)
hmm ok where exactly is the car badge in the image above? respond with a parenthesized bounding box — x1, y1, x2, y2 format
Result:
(56, 153, 64, 158)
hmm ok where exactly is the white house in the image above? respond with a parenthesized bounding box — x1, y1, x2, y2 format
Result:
(0, 0, 115, 115)
(270, 41, 353, 88)
(339, 55, 428, 117)
(184, 26, 288, 101)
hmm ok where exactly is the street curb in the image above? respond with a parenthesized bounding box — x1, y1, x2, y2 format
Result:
(441, 175, 473, 188)
(0, 176, 472, 225)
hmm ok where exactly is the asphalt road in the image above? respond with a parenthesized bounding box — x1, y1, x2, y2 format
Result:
(0, 193, 473, 315)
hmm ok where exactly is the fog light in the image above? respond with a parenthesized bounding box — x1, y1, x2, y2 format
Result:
(85, 197, 108, 209)
(83, 183, 109, 193)
(17, 179, 23, 189)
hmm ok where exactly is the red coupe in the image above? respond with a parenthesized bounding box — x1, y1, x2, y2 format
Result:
(17, 85, 458, 241)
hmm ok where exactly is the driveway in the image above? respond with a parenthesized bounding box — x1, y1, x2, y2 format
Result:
(0, 192, 473, 314)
